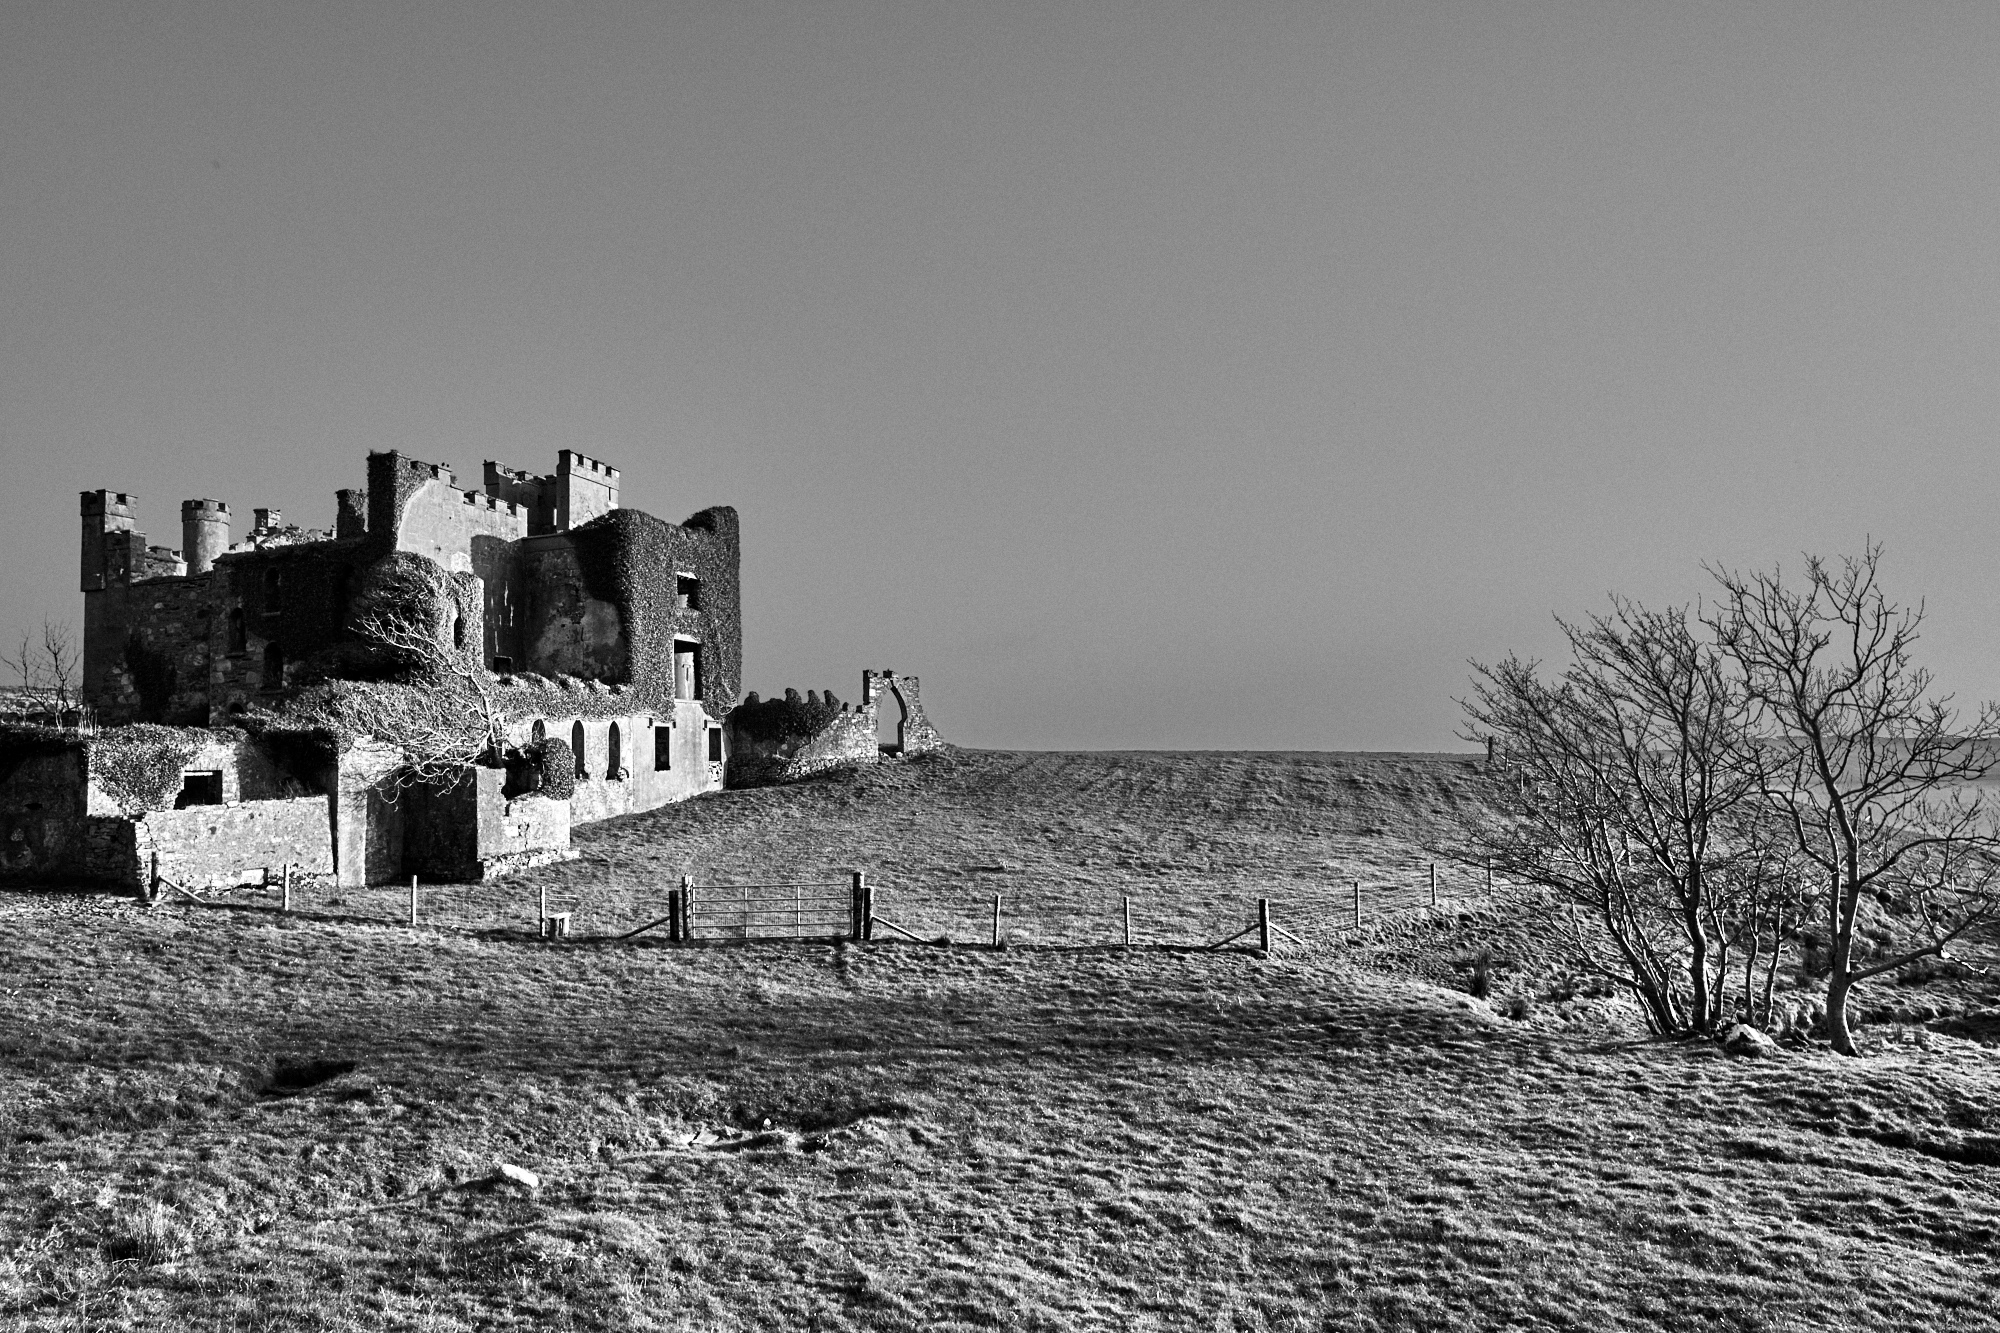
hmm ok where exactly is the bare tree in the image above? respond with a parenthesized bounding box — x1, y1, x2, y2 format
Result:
(1710, 544, 2000, 1056)
(341, 559, 508, 786)
(4, 619, 87, 727)
(1463, 599, 1800, 1035)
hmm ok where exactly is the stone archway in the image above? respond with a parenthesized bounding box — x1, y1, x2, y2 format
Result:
(861, 670, 944, 758)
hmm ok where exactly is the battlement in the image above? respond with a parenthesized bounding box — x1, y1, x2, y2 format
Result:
(372, 452, 457, 487)
(81, 490, 138, 518)
(558, 450, 620, 480)
(181, 499, 230, 517)
(463, 491, 523, 515)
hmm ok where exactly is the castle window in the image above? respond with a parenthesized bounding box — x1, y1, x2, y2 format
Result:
(262, 642, 285, 690)
(676, 575, 700, 611)
(227, 608, 246, 653)
(452, 615, 465, 649)
(572, 721, 587, 779)
(708, 728, 723, 762)
(654, 725, 671, 770)
(674, 642, 700, 701)
(608, 723, 622, 779)
(492, 654, 512, 673)
(174, 771, 223, 808)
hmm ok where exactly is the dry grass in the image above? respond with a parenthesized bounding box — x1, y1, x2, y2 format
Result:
(4, 749, 1999, 1330)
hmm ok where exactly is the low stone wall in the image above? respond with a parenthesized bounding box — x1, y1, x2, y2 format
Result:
(131, 796, 334, 891)
(726, 697, 877, 786)
(725, 671, 947, 787)
(406, 765, 572, 881)
(0, 751, 92, 883)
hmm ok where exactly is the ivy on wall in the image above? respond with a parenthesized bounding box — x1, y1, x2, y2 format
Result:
(88, 724, 207, 814)
(568, 506, 742, 715)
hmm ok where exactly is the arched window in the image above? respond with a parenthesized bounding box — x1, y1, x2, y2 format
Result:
(607, 723, 622, 779)
(571, 721, 587, 779)
(262, 642, 284, 690)
(227, 608, 246, 653)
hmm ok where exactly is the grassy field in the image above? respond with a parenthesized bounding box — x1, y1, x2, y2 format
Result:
(4, 749, 2000, 1330)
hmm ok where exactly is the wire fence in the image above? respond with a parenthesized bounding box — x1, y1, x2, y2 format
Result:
(118, 857, 1501, 954)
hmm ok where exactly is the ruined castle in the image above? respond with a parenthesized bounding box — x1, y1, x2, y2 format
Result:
(0, 447, 943, 892)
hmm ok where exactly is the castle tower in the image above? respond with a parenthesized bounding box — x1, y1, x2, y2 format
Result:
(180, 499, 230, 575)
(80, 490, 138, 592)
(555, 451, 620, 530)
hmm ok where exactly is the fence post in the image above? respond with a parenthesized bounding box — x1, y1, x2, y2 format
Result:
(1257, 898, 1270, 954)
(992, 892, 1001, 949)
(282, 864, 292, 914)
(668, 888, 683, 943)
(861, 872, 875, 942)
(539, 886, 548, 930)
(681, 874, 693, 940)
(1430, 862, 1437, 907)
(409, 876, 419, 928)
(1352, 879, 1360, 930)
(1123, 895, 1131, 947)
(148, 852, 160, 904)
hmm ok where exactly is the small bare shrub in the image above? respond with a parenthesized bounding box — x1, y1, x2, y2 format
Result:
(102, 1202, 194, 1266)
(1453, 947, 1514, 999)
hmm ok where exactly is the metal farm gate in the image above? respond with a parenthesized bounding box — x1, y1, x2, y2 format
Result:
(622, 872, 877, 943)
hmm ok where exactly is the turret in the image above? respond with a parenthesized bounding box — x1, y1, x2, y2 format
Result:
(180, 499, 230, 575)
(80, 490, 138, 591)
(555, 451, 620, 529)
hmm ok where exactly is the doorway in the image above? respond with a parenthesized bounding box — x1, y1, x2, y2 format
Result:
(875, 681, 906, 755)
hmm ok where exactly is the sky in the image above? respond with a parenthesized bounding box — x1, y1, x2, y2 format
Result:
(5, 1, 2000, 751)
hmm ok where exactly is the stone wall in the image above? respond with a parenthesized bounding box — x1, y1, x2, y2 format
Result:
(517, 537, 630, 682)
(332, 738, 405, 888)
(864, 671, 946, 756)
(528, 702, 725, 824)
(131, 796, 334, 891)
(559, 506, 742, 714)
(725, 689, 878, 786)
(0, 750, 91, 882)
(724, 671, 946, 787)
(406, 766, 571, 879)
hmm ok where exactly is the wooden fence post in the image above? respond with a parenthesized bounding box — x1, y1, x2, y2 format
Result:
(1430, 862, 1437, 907)
(409, 876, 419, 928)
(1257, 898, 1270, 954)
(681, 874, 693, 940)
(148, 852, 160, 904)
(1123, 895, 1132, 947)
(851, 871, 864, 942)
(282, 864, 292, 914)
(1352, 879, 1360, 930)
(668, 888, 683, 943)
(539, 886, 548, 930)
(992, 892, 1001, 949)
(860, 872, 875, 942)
